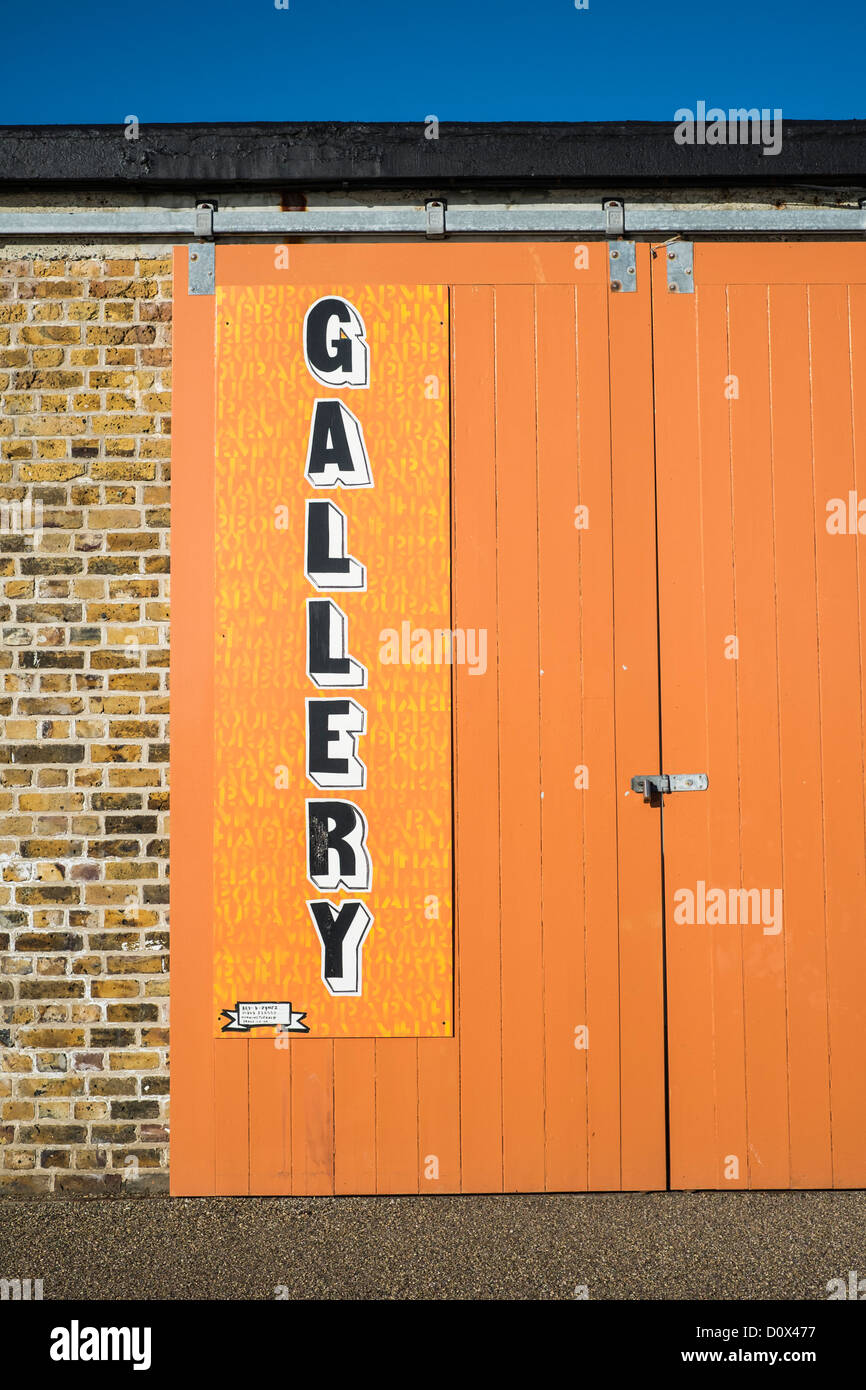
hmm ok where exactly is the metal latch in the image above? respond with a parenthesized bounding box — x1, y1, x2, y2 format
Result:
(425, 199, 446, 238)
(630, 773, 708, 806)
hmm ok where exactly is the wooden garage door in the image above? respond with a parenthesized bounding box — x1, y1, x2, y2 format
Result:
(652, 244, 866, 1189)
(171, 242, 667, 1194)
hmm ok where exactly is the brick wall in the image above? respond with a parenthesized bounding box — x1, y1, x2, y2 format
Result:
(0, 252, 172, 1195)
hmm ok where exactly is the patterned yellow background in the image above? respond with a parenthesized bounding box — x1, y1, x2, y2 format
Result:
(212, 283, 453, 1037)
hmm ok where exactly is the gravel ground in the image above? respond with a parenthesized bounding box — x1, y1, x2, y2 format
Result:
(1, 1191, 864, 1300)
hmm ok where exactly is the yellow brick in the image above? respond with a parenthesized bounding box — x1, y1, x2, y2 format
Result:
(109, 1052, 160, 1070)
(91, 415, 153, 434)
(20, 326, 80, 345)
(72, 579, 105, 599)
(92, 462, 155, 480)
(83, 884, 139, 905)
(17, 416, 86, 437)
(107, 626, 159, 645)
(88, 371, 134, 388)
(19, 463, 85, 481)
(20, 793, 84, 811)
(108, 770, 160, 787)
(88, 510, 140, 529)
(4, 721, 37, 739)
(34, 280, 79, 298)
(66, 304, 100, 322)
(3, 393, 36, 413)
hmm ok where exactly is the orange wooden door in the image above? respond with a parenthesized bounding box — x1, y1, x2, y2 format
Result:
(172, 241, 667, 1195)
(652, 243, 866, 1189)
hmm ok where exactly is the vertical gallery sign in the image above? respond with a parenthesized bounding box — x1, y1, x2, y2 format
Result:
(213, 283, 453, 1037)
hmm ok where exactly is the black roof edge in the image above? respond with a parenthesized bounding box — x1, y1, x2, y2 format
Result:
(0, 121, 865, 190)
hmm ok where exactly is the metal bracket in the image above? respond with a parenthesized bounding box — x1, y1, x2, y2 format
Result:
(666, 240, 694, 293)
(603, 199, 625, 236)
(631, 773, 708, 806)
(189, 203, 216, 295)
(604, 200, 636, 292)
(425, 199, 446, 238)
(1, 201, 866, 242)
(608, 240, 636, 293)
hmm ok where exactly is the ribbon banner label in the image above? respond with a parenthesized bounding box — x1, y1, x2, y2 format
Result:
(213, 283, 453, 1039)
(221, 1001, 310, 1033)
(219, 1000, 311, 1034)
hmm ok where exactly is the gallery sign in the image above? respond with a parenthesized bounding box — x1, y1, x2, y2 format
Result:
(212, 283, 453, 1038)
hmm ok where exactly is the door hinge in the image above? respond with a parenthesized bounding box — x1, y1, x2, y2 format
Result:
(630, 773, 708, 806)
(189, 202, 216, 295)
(604, 199, 636, 293)
(608, 240, 636, 293)
(666, 240, 694, 293)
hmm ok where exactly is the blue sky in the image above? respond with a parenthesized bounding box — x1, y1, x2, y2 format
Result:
(1, 0, 863, 125)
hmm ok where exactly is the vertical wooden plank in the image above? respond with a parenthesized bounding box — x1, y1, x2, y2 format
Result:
(768, 284, 833, 1188)
(249, 1039, 293, 1195)
(536, 284, 588, 1191)
(845, 282, 866, 1187)
(810, 283, 866, 1187)
(333, 1041, 377, 1194)
(608, 249, 667, 1191)
(290, 1040, 334, 1195)
(170, 247, 218, 1195)
(576, 284, 623, 1191)
(416, 302, 461, 1196)
(495, 285, 546, 1191)
(726, 283, 790, 1189)
(452, 285, 503, 1193)
(652, 258, 719, 1189)
(417, 1039, 461, 1192)
(214, 1041, 250, 1194)
(693, 283, 748, 1189)
(375, 1041, 419, 1193)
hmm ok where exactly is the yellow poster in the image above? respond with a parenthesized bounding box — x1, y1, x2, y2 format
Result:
(212, 284, 453, 1038)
